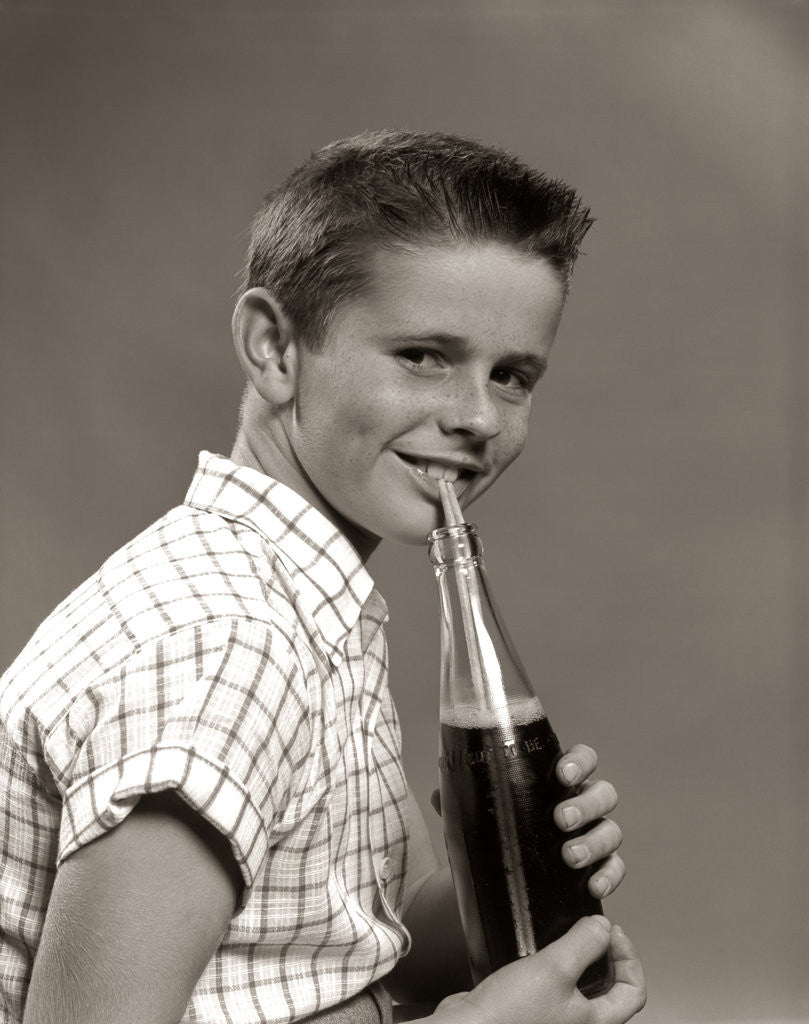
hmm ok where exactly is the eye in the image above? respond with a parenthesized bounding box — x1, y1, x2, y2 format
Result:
(396, 348, 444, 373)
(490, 366, 534, 392)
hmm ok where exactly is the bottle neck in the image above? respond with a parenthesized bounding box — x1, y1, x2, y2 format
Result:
(428, 522, 540, 723)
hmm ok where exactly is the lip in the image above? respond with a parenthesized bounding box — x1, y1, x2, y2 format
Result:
(392, 451, 481, 500)
(392, 452, 487, 476)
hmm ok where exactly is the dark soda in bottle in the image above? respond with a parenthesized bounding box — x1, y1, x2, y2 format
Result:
(428, 510, 612, 995)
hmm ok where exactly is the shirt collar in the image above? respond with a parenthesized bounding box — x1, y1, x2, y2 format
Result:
(184, 452, 384, 663)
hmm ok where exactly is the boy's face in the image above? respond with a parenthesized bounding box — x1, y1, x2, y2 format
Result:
(283, 240, 566, 557)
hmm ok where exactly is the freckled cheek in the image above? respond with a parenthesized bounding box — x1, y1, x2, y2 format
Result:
(318, 399, 397, 478)
(336, 387, 416, 440)
(330, 406, 383, 442)
(495, 413, 530, 468)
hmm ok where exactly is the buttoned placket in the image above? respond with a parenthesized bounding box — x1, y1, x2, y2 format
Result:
(363, 698, 402, 931)
(355, 597, 410, 950)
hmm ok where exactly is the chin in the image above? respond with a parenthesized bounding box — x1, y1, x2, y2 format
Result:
(384, 513, 444, 547)
(345, 500, 445, 552)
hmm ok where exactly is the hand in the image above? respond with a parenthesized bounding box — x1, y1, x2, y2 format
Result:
(433, 916, 646, 1024)
(554, 745, 625, 899)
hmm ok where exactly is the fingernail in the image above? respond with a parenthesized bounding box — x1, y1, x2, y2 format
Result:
(569, 843, 589, 865)
(592, 875, 610, 897)
(561, 806, 581, 829)
(561, 761, 580, 783)
(591, 915, 612, 932)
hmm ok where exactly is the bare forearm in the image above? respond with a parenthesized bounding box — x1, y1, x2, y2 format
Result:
(385, 866, 471, 1005)
(23, 919, 190, 1024)
(24, 793, 240, 1024)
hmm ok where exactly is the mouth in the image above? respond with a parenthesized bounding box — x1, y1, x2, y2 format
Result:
(393, 453, 480, 493)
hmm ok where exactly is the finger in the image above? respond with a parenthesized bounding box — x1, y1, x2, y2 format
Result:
(562, 819, 623, 870)
(435, 991, 470, 1012)
(556, 744, 598, 787)
(607, 925, 646, 993)
(590, 925, 647, 1024)
(555, 779, 618, 832)
(586, 854, 626, 899)
(543, 915, 614, 986)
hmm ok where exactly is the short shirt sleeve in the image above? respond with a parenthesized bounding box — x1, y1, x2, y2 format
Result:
(52, 616, 318, 901)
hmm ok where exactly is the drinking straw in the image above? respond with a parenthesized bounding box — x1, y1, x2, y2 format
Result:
(437, 480, 508, 712)
(437, 481, 536, 957)
(437, 476, 465, 528)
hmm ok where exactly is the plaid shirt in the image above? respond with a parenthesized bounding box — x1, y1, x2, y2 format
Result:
(0, 452, 411, 1023)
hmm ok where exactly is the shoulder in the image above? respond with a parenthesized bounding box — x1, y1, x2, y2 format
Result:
(0, 504, 311, 737)
(98, 504, 274, 632)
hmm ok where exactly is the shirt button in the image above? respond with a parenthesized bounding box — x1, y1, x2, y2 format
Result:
(377, 855, 393, 882)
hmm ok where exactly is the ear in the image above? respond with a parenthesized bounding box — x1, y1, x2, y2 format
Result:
(231, 288, 300, 405)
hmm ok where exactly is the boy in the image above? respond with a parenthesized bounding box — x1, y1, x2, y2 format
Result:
(0, 130, 645, 1024)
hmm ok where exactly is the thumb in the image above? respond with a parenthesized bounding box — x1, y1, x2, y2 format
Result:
(547, 915, 612, 980)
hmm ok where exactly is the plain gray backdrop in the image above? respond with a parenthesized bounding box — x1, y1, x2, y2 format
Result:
(1, 3, 807, 1022)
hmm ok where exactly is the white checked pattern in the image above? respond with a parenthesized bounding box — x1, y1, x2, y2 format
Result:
(0, 452, 411, 1023)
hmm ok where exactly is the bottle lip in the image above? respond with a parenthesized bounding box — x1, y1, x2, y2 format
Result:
(427, 522, 478, 543)
(427, 522, 483, 567)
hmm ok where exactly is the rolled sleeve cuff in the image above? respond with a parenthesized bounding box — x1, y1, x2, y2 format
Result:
(59, 744, 269, 903)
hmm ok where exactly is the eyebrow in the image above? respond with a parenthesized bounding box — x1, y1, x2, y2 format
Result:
(390, 331, 549, 379)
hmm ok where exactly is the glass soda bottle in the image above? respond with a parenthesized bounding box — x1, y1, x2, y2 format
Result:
(427, 508, 612, 996)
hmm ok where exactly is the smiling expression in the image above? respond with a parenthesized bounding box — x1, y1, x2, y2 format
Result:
(279, 240, 566, 559)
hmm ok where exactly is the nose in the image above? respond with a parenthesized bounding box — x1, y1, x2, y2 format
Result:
(436, 377, 501, 442)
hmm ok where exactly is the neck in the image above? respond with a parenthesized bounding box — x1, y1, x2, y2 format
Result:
(229, 423, 381, 564)
(230, 429, 270, 478)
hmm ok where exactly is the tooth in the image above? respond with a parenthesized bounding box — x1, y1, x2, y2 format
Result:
(422, 462, 459, 482)
(410, 459, 462, 482)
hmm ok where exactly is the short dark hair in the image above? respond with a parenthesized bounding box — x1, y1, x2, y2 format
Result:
(244, 129, 593, 348)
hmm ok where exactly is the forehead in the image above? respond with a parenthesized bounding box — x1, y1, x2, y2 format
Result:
(332, 239, 566, 352)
